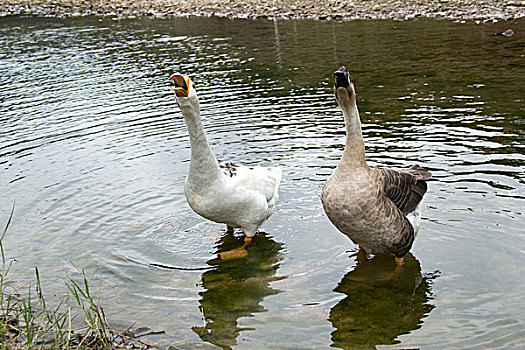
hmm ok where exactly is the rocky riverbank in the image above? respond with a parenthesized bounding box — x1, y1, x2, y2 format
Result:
(1, 0, 524, 21)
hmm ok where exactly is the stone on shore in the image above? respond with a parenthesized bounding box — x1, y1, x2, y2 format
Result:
(1, 0, 523, 20)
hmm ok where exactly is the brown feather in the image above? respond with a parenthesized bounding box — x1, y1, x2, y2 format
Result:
(374, 165, 431, 216)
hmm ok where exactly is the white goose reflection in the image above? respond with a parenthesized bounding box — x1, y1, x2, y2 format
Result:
(193, 232, 285, 349)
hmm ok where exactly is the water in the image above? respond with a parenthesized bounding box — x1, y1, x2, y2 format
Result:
(1, 16, 524, 349)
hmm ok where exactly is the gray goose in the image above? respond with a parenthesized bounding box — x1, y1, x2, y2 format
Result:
(321, 66, 431, 265)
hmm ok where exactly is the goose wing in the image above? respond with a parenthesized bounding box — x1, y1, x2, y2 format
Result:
(374, 164, 431, 215)
(219, 160, 282, 203)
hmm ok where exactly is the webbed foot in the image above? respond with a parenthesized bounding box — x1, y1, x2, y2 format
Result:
(219, 236, 253, 260)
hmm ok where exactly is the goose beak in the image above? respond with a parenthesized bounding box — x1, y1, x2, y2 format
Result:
(171, 74, 190, 97)
(334, 66, 350, 88)
(334, 66, 355, 104)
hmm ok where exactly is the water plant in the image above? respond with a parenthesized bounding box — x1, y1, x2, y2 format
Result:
(0, 206, 155, 349)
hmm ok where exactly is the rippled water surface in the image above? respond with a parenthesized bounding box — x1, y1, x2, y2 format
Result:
(1, 16, 524, 349)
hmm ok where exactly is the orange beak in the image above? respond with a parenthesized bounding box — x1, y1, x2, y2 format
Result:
(171, 74, 190, 97)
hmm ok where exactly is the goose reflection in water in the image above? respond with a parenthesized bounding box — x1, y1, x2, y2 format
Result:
(193, 232, 285, 349)
(330, 252, 437, 350)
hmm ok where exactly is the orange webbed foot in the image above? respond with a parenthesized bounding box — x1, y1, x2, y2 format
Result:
(218, 236, 253, 260)
(395, 256, 405, 265)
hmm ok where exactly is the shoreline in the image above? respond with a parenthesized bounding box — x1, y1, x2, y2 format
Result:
(1, 0, 524, 21)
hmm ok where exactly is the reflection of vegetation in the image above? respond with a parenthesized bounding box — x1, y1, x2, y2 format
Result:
(329, 253, 437, 350)
(193, 233, 285, 349)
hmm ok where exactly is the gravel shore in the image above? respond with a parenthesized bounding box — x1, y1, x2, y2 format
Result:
(1, 0, 524, 21)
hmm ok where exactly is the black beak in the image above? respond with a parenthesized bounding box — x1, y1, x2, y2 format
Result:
(334, 66, 350, 88)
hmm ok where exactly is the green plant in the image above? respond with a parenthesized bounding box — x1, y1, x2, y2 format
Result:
(0, 205, 154, 349)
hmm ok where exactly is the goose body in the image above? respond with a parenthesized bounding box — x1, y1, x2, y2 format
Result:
(172, 74, 282, 240)
(321, 67, 431, 263)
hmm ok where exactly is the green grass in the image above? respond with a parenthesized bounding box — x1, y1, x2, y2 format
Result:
(0, 205, 155, 349)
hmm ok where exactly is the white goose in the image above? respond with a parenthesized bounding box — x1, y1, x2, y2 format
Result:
(172, 74, 282, 259)
(321, 66, 431, 265)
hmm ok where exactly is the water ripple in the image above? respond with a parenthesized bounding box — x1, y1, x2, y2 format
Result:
(1, 16, 524, 349)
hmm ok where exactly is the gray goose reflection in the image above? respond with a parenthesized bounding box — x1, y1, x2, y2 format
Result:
(329, 253, 437, 350)
(193, 233, 285, 349)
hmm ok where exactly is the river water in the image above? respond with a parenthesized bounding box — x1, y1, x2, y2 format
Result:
(1, 16, 524, 349)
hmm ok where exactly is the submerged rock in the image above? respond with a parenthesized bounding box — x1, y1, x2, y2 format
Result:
(495, 28, 516, 36)
(492, 29, 514, 36)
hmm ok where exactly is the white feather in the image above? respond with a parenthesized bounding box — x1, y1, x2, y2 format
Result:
(406, 203, 421, 237)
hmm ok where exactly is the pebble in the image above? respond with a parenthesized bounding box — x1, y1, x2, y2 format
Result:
(0, 0, 524, 20)
(494, 28, 516, 36)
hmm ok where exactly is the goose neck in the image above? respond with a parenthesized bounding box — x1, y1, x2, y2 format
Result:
(179, 99, 222, 185)
(338, 101, 368, 171)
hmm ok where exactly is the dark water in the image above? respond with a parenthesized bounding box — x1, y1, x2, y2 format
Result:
(1, 16, 524, 349)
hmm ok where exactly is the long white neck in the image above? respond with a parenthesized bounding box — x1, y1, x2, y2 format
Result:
(177, 93, 222, 187)
(337, 98, 368, 172)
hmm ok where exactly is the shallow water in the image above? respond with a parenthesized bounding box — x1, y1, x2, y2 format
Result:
(1, 16, 524, 349)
